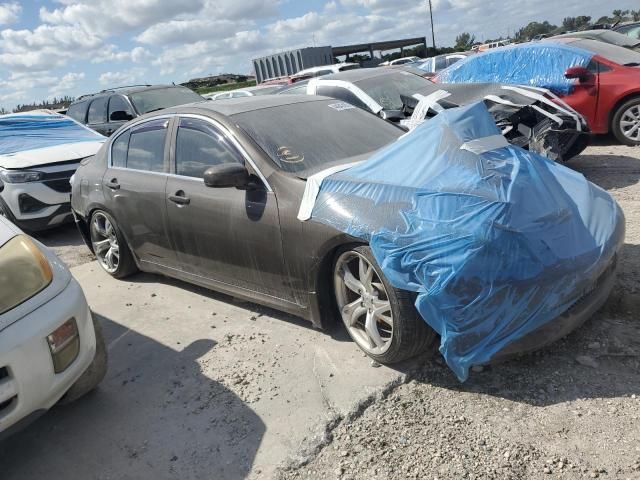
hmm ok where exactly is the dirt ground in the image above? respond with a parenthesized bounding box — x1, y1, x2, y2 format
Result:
(29, 140, 640, 480)
(277, 140, 640, 480)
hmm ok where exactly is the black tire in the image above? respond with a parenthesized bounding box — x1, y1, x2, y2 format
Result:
(333, 245, 437, 364)
(58, 315, 108, 405)
(611, 97, 640, 146)
(89, 209, 137, 278)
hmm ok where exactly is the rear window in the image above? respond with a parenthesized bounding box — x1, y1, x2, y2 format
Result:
(67, 101, 88, 123)
(129, 87, 203, 115)
(233, 100, 402, 175)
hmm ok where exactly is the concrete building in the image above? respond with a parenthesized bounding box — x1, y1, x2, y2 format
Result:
(252, 37, 427, 83)
(252, 46, 333, 83)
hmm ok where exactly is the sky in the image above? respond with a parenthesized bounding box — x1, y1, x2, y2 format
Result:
(0, 0, 638, 110)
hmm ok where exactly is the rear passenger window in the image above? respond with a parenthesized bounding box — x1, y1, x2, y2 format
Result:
(126, 119, 168, 173)
(175, 118, 242, 178)
(111, 130, 130, 168)
(87, 97, 108, 124)
(67, 101, 88, 123)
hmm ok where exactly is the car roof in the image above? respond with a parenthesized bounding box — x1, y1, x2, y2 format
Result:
(73, 84, 187, 103)
(162, 94, 328, 117)
(320, 67, 398, 83)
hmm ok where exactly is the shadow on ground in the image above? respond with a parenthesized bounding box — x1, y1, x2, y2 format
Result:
(570, 153, 640, 190)
(0, 314, 265, 480)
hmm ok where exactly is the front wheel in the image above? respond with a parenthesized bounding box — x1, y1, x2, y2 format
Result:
(611, 97, 640, 146)
(90, 210, 137, 278)
(333, 245, 437, 364)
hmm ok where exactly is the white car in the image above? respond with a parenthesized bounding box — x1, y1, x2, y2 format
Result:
(381, 56, 422, 66)
(293, 62, 360, 79)
(0, 215, 106, 437)
(0, 110, 105, 232)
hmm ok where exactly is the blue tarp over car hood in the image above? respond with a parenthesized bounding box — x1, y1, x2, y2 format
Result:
(308, 102, 624, 381)
(436, 42, 593, 95)
(0, 111, 104, 156)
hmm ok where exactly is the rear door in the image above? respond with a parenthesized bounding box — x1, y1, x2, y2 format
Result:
(86, 96, 110, 135)
(165, 116, 291, 300)
(102, 118, 176, 267)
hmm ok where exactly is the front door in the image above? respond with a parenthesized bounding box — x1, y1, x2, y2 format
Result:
(102, 118, 176, 266)
(165, 116, 292, 300)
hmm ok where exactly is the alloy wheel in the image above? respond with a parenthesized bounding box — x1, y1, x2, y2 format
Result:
(334, 250, 394, 355)
(620, 104, 640, 142)
(91, 212, 120, 274)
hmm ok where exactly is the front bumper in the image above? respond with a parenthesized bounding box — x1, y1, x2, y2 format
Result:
(493, 255, 617, 362)
(0, 277, 96, 436)
(0, 181, 74, 231)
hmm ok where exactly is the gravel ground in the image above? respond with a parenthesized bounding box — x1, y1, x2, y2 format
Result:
(278, 140, 640, 480)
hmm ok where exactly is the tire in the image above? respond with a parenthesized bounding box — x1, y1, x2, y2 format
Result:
(89, 210, 137, 278)
(58, 315, 108, 405)
(611, 97, 640, 146)
(333, 245, 437, 364)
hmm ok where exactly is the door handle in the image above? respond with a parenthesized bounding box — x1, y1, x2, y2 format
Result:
(168, 191, 190, 205)
(105, 179, 120, 190)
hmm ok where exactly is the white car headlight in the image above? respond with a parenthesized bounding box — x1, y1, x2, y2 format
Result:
(0, 235, 53, 314)
(0, 169, 44, 184)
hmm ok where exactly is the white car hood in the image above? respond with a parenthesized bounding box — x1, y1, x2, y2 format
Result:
(0, 141, 104, 169)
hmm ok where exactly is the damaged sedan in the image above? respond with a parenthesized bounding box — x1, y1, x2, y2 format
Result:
(297, 68, 589, 161)
(70, 96, 623, 380)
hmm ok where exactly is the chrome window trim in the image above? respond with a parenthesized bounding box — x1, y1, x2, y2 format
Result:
(108, 113, 273, 192)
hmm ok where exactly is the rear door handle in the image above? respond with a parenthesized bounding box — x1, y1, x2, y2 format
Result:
(105, 179, 120, 190)
(168, 191, 190, 205)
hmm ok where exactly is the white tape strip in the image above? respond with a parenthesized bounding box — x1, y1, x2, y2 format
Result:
(531, 104, 564, 126)
(483, 94, 526, 108)
(460, 135, 509, 154)
(308, 79, 384, 114)
(297, 161, 364, 221)
(405, 90, 451, 130)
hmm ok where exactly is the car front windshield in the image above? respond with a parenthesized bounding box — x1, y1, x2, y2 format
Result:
(233, 99, 402, 175)
(129, 87, 204, 114)
(571, 39, 640, 65)
(354, 71, 433, 110)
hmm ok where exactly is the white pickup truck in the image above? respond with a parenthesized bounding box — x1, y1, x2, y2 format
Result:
(0, 215, 106, 437)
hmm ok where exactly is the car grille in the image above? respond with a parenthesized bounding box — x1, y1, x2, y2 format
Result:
(0, 367, 17, 416)
(42, 170, 76, 193)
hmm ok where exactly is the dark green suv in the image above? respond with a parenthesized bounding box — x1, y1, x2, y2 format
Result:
(66, 85, 203, 136)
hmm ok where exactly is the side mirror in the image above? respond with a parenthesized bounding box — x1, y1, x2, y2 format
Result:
(110, 110, 135, 122)
(379, 109, 405, 122)
(564, 66, 591, 82)
(203, 164, 250, 188)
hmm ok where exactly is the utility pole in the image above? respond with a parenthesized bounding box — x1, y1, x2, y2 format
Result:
(427, 0, 436, 51)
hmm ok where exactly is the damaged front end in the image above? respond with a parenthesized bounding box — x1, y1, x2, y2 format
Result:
(399, 83, 590, 162)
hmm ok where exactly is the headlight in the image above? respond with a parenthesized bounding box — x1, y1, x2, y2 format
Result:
(0, 169, 44, 183)
(0, 235, 53, 314)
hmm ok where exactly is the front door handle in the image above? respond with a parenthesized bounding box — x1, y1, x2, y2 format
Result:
(168, 191, 190, 205)
(105, 179, 120, 190)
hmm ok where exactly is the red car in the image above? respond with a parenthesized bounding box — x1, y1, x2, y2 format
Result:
(436, 39, 640, 145)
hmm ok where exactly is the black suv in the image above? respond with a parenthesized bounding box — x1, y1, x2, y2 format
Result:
(66, 84, 204, 136)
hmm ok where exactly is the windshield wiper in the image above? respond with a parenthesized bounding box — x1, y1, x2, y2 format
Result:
(623, 62, 640, 67)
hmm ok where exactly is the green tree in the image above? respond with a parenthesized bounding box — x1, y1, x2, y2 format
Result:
(631, 9, 640, 21)
(514, 21, 557, 41)
(454, 32, 476, 51)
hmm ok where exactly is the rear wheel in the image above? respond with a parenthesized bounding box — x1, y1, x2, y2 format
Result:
(90, 210, 137, 278)
(612, 97, 640, 146)
(333, 245, 437, 364)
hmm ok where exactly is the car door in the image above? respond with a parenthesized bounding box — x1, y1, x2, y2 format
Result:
(165, 116, 292, 300)
(106, 95, 136, 136)
(102, 118, 176, 267)
(559, 59, 601, 131)
(86, 96, 110, 135)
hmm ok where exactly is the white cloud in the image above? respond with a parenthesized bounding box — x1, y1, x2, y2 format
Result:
(0, 2, 20, 25)
(99, 69, 146, 87)
(49, 72, 85, 97)
(92, 45, 152, 64)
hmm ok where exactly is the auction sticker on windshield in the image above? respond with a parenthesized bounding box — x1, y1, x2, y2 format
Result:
(328, 102, 356, 111)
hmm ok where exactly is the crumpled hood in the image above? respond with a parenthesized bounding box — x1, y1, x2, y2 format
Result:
(308, 102, 624, 380)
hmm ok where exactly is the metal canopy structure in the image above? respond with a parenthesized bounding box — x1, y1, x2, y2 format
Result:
(332, 37, 427, 57)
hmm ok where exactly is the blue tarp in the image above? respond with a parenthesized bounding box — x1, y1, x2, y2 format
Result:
(437, 42, 593, 95)
(309, 102, 623, 381)
(0, 113, 104, 155)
